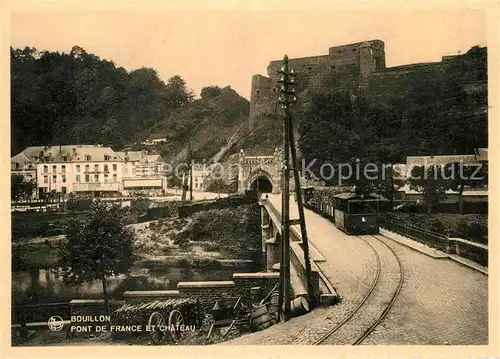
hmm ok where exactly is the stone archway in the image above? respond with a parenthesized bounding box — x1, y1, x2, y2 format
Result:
(237, 149, 282, 194)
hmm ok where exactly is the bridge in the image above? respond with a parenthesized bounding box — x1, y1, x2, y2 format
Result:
(251, 192, 489, 345)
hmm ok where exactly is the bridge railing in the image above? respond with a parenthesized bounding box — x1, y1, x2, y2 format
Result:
(378, 215, 449, 251)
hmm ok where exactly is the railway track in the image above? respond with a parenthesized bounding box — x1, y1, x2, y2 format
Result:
(314, 234, 404, 345)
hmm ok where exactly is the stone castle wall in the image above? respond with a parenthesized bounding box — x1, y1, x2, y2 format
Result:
(248, 39, 463, 125)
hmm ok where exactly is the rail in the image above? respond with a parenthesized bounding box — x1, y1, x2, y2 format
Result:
(378, 215, 449, 252)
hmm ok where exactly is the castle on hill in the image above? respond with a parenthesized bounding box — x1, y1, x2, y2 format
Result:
(249, 39, 485, 125)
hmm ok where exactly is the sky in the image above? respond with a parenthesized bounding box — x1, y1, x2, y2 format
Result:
(9, 3, 488, 100)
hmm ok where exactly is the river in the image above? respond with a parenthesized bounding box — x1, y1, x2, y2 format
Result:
(12, 263, 257, 306)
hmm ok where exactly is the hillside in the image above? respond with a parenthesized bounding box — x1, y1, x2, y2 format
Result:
(147, 86, 250, 163)
(11, 44, 487, 170)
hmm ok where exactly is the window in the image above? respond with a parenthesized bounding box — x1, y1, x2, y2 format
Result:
(85, 174, 90, 182)
(85, 154, 91, 161)
(44, 176, 48, 184)
(62, 187, 67, 194)
(62, 155, 68, 162)
(104, 174, 109, 182)
(95, 174, 99, 182)
(62, 175, 66, 183)
(352, 48, 357, 52)
(124, 167, 128, 174)
(52, 175, 57, 183)
(112, 174, 117, 182)
(61, 165, 66, 173)
(76, 175, 81, 183)
(104, 155, 110, 161)
(195, 183, 198, 189)
(85, 165, 89, 172)
(104, 164, 109, 172)
(44, 166, 48, 173)
(113, 164, 117, 171)
(94, 164, 99, 172)
(76, 165, 81, 173)
(52, 165, 57, 172)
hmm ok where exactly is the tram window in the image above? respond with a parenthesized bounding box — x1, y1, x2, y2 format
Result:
(349, 201, 377, 214)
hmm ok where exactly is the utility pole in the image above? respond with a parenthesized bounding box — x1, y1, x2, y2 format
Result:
(278, 55, 292, 320)
(277, 55, 316, 319)
(188, 142, 193, 201)
(181, 142, 193, 201)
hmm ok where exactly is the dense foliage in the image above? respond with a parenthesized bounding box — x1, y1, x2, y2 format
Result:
(384, 212, 487, 244)
(11, 174, 36, 203)
(59, 200, 137, 313)
(11, 46, 194, 155)
(298, 46, 488, 176)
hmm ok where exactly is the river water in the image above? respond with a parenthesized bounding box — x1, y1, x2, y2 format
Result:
(12, 264, 257, 306)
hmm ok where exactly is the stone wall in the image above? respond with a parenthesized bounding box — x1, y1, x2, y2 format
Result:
(448, 238, 488, 266)
(122, 273, 280, 311)
(248, 39, 486, 124)
(290, 242, 320, 303)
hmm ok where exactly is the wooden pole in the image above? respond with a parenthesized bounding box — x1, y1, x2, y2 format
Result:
(288, 119, 316, 308)
(189, 143, 193, 201)
(281, 55, 291, 319)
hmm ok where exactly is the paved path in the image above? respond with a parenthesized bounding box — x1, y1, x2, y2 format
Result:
(225, 194, 488, 345)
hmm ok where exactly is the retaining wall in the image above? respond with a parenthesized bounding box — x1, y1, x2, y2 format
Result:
(122, 273, 280, 310)
(290, 242, 321, 304)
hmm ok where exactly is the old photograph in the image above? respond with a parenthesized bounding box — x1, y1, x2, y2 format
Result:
(5, 1, 495, 354)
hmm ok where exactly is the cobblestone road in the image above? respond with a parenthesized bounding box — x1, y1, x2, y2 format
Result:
(361, 235, 488, 345)
(224, 196, 488, 345)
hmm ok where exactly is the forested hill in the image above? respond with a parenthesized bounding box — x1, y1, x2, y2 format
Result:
(148, 86, 250, 162)
(10, 46, 250, 159)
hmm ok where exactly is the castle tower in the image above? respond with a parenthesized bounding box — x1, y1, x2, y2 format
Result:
(359, 41, 376, 75)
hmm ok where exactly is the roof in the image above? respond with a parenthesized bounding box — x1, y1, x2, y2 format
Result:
(399, 184, 488, 196)
(406, 148, 488, 166)
(333, 192, 380, 200)
(13, 145, 120, 163)
(115, 151, 164, 163)
(360, 40, 372, 48)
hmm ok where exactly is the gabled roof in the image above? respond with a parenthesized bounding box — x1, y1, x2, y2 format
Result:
(13, 145, 120, 163)
(360, 41, 372, 48)
(115, 151, 164, 163)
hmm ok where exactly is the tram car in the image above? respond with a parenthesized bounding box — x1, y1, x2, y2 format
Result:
(332, 193, 380, 235)
(296, 186, 315, 204)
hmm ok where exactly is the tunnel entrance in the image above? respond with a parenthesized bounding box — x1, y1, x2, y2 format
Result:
(251, 176, 273, 193)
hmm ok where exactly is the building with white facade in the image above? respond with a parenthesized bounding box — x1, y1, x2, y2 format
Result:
(395, 148, 488, 202)
(182, 164, 211, 192)
(115, 151, 167, 195)
(12, 145, 123, 197)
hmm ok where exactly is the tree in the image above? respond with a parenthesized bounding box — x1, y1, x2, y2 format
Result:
(375, 165, 405, 206)
(200, 86, 222, 99)
(59, 201, 136, 315)
(408, 165, 450, 213)
(165, 75, 194, 108)
(445, 161, 488, 214)
(11, 174, 25, 203)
